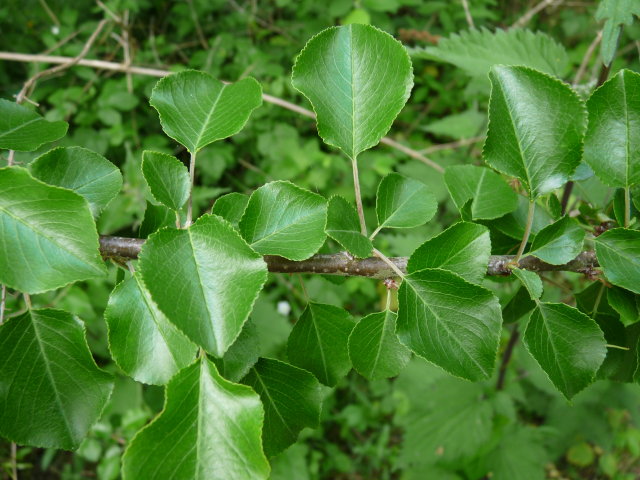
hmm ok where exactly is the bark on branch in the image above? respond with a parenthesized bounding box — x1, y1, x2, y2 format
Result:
(99, 236, 599, 279)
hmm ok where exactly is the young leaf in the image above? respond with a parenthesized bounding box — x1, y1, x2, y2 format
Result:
(407, 222, 491, 284)
(0, 309, 113, 449)
(326, 195, 372, 258)
(242, 358, 322, 457)
(484, 65, 586, 198)
(141, 151, 190, 211)
(239, 181, 327, 261)
(595, 228, 640, 294)
(122, 358, 270, 480)
(512, 269, 543, 300)
(375, 173, 437, 230)
(0, 99, 68, 151)
(105, 274, 197, 385)
(291, 24, 413, 159)
(30, 146, 122, 217)
(584, 69, 640, 188)
(523, 303, 607, 399)
(444, 165, 518, 220)
(595, 0, 640, 66)
(286, 303, 355, 387)
(527, 216, 585, 265)
(149, 70, 262, 153)
(212, 192, 250, 228)
(139, 214, 268, 357)
(348, 310, 411, 380)
(0, 167, 106, 294)
(397, 269, 502, 381)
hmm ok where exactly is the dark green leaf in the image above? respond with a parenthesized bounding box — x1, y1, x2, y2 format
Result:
(212, 192, 249, 228)
(326, 196, 372, 258)
(595, 228, 640, 294)
(217, 320, 260, 382)
(502, 286, 536, 324)
(142, 151, 190, 211)
(139, 202, 175, 238)
(527, 216, 585, 265)
(0, 99, 68, 151)
(608, 287, 640, 326)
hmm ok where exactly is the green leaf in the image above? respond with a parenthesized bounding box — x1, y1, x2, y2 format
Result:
(139, 201, 174, 238)
(326, 196, 372, 258)
(141, 151, 190, 211)
(0, 309, 113, 449)
(105, 274, 196, 385)
(122, 358, 270, 480)
(375, 173, 437, 230)
(149, 71, 262, 153)
(527, 216, 585, 265)
(595, 0, 640, 66)
(584, 69, 640, 188)
(595, 228, 640, 294)
(243, 358, 322, 457)
(444, 165, 518, 220)
(480, 426, 548, 480)
(0, 167, 106, 294)
(291, 24, 413, 159)
(488, 195, 554, 240)
(239, 181, 327, 261)
(502, 286, 536, 323)
(348, 309, 411, 379)
(484, 65, 586, 198)
(0, 99, 68, 151)
(523, 303, 607, 399)
(139, 214, 267, 357)
(30, 146, 122, 217)
(287, 303, 354, 387)
(512, 268, 543, 300)
(608, 287, 640, 326)
(407, 222, 491, 284)
(397, 269, 502, 381)
(216, 320, 260, 382)
(212, 192, 249, 228)
(410, 28, 568, 80)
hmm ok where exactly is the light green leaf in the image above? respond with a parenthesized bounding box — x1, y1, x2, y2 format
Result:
(348, 310, 411, 380)
(584, 69, 640, 188)
(480, 426, 548, 480)
(523, 303, 607, 399)
(595, 228, 640, 294)
(512, 269, 543, 300)
(149, 71, 262, 153)
(422, 109, 485, 140)
(527, 216, 585, 265)
(122, 358, 270, 480)
(444, 165, 518, 220)
(243, 358, 322, 457)
(397, 269, 502, 381)
(30, 146, 122, 217)
(407, 222, 491, 284)
(141, 151, 190, 211)
(595, 0, 640, 66)
(0, 309, 113, 449)
(0, 99, 68, 151)
(239, 181, 327, 261)
(0, 167, 106, 294)
(105, 274, 196, 385)
(608, 287, 640, 326)
(291, 24, 413, 159)
(484, 65, 586, 198)
(212, 192, 249, 228)
(326, 196, 372, 258)
(287, 303, 354, 387)
(375, 173, 437, 230)
(139, 214, 267, 357)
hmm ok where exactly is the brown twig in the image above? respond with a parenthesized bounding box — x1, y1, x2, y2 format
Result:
(496, 325, 520, 390)
(511, 0, 564, 28)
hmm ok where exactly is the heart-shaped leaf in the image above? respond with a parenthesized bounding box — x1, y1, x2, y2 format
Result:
(527, 216, 585, 265)
(326, 195, 372, 258)
(142, 151, 190, 211)
(595, 228, 640, 294)
(0, 99, 68, 151)
(375, 173, 437, 231)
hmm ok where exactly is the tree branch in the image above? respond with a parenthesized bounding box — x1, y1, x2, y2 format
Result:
(99, 236, 599, 278)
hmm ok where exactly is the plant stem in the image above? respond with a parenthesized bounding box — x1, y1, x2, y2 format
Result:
(369, 225, 382, 241)
(624, 186, 631, 228)
(351, 156, 367, 236)
(0, 285, 6, 324)
(496, 324, 520, 391)
(372, 248, 405, 278)
(514, 199, 535, 263)
(185, 150, 197, 228)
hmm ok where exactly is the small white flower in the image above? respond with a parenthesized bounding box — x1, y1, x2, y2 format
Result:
(277, 301, 291, 316)
(51, 25, 60, 35)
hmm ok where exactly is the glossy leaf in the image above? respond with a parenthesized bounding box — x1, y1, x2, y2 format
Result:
(584, 69, 640, 188)
(243, 358, 322, 457)
(105, 274, 196, 385)
(239, 181, 327, 261)
(30, 146, 122, 217)
(326, 195, 372, 258)
(0, 309, 113, 449)
(0, 99, 68, 151)
(0, 167, 106, 294)
(348, 310, 411, 379)
(287, 303, 354, 387)
(150, 70, 262, 153)
(512, 269, 543, 300)
(375, 173, 437, 230)
(292, 24, 413, 159)
(139, 201, 174, 238)
(407, 222, 491, 284)
(397, 269, 502, 381)
(216, 320, 260, 382)
(527, 216, 585, 265)
(142, 151, 190, 211)
(444, 165, 518, 220)
(524, 303, 607, 399)
(139, 214, 267, 356)
(212, 192, 249, 228)
(122, 358, 269, 480)
(595, 228, 640, 294)
(484, 65, 586, 198)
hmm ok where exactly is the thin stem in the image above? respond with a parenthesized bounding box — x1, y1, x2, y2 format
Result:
(185, 151, 197, 228)
(592, 282, 605, 318)
(297, 274, 309, 301)
(624, 187, 631, 228)
(496, 324, 520, 391)
(560, 181, 573, 215)
(460, 0, 475, 28)
(0, 285, 6, 324)
(10, 442, 17, 480)
(7, 150, 15, 166)
(385, 287, 392, 311)
(373, 248, 405, 278)
(606, 344, 630, 351)
(369, 225, 382, 241)
(351, 156, 367, 236)
(514, 200, 536, 263)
